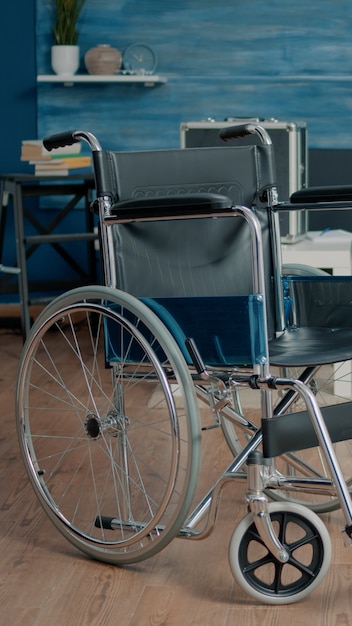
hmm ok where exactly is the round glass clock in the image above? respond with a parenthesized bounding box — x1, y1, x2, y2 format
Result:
(122, 44, 158, 75)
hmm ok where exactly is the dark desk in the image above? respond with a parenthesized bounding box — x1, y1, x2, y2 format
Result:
(0, 173, 97, 338)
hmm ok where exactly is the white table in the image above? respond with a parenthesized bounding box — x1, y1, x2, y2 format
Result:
(281, 230, 352, 276)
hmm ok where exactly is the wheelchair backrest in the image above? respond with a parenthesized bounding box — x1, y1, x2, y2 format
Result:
(284, 275, 352, 328)
(94, 144, 280, 363)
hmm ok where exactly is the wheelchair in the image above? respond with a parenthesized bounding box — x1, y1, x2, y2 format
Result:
(15, 123, 352, 604)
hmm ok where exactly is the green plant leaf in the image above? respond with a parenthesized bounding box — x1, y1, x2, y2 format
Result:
(51, 0, 86, 45)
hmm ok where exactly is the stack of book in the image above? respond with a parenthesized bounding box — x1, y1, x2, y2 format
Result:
(21, 140, 92, 175)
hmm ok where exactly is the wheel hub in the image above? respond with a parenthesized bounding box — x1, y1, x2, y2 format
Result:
(85, 412, 124, 439)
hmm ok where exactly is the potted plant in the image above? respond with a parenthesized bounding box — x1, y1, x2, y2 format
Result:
(50, 0, 86, 76)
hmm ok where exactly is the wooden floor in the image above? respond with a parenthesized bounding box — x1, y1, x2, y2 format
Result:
(1, 328, 352, 626)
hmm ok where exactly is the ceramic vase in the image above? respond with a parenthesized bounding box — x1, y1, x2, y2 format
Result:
(51, 45, 80, 76)
(84, 44, 122, 75)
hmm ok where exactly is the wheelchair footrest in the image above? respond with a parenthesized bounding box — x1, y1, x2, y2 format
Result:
(262, 401, 352, 458)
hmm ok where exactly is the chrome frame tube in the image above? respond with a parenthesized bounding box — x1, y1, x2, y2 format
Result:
(194, 383, 258, 433)
(181, 430, 263, 536)
(270, 208, 286, 332)
(273, 377, 352, 529)
(72, 130, 103, 152)
(246, 460, 289, 562)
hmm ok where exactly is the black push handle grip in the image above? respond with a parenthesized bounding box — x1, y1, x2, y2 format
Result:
(43, 130, 81, 152)
(219, 123, 272, 145)
(43, 129, 102, 152)
(219, 124, 254, 142)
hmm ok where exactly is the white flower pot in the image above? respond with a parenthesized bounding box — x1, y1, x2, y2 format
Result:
(51, 45, 80, 76)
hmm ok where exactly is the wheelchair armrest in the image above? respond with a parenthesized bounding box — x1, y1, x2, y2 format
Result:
(105, 193, 233, 222)
(274, 184, 352, 211)
(291, 185, 352, 204)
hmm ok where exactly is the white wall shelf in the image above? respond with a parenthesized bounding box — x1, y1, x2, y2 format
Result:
(37, 74, 167, 87)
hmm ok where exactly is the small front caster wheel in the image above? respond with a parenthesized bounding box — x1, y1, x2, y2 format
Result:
(229, 502, 331, 604)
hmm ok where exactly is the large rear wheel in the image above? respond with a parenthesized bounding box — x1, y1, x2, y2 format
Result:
(16, 287, 201, 564)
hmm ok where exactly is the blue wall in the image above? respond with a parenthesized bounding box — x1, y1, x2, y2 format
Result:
(2, 1, 352, 306)
(36, 0, 352, 151)
(1, 2, 37, 172)
(0, 1, 37, 306)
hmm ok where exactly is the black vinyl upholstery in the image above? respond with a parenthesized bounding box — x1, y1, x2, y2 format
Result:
(96, 145, 278, 345)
